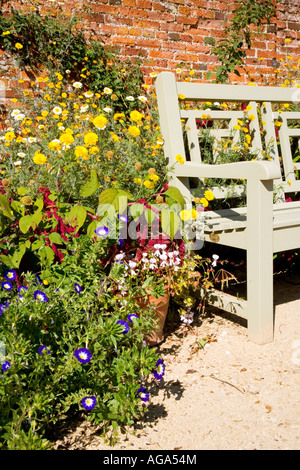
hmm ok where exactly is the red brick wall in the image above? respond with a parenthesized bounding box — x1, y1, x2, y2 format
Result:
(1, 0, 300, 93)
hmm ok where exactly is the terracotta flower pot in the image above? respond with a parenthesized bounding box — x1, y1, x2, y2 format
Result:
(138, 289, 170, 346)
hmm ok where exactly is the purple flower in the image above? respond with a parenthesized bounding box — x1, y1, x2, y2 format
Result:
(117, 214, 128, 223)
(38, 345, 50, 356)
(2, 361, 11, 372)
(18, 286, 28, 293)
(116, 320, 130, 334)
(74, 348, 92, 363)
(153, 358, 165, 380)
(1, 281, 13, 291)
(74, 283, 82, 293)
(33, 290, 48, 302)
(4, 269, 17, 281)
(0, 301, 9, 315)
(81, 396, 96, 410)
(137, 386, 149, 402)
(95, 226, 109, 237)
(128, 313, 138, 322)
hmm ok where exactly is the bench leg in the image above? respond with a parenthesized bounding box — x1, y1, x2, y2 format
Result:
(246, 179, 274, 344)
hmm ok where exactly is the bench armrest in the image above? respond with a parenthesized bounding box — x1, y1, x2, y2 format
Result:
(174, 160, 281, 181)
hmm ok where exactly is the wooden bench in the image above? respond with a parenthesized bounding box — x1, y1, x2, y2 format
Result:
(155, 71, 300, 345)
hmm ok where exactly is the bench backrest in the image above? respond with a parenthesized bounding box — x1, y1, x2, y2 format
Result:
(155, 72, 300, 202)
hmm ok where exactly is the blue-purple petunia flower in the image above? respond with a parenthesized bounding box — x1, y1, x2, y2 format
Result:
(74, 283, 82, 293)
(81, 396, 96, 410)
(18, 286, 28, 293)
(95, 226, 109, 237)
(1, 281, 13, 291)
(2, 361, 11, 372)
(74, 348, 92, 363)
(137, 386, 149, 402)
(153, 358, 165, 380)
(38, 345, 50, 356)
(128, 313, 138, 322)
(0, 301, 9, 315)
(4, 269, 17, 281)
(33, 290, 48, 302)
(117, 214, 129, 223)
(116, 319, 130, 334)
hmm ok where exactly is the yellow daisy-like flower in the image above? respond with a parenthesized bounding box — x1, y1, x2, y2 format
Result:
(234, 124, 241, 130)
(15, 43, 23, 49)
(284, 38, 291, 43)
(180, 209, 199, 221)
(175, 154, 184, 164)
(143, 180, 154, 189)
(75, 146, 89, 160)
(33, 152, 47, 165)
(110, 132, 119, 142)
(89, 146, 99, 155)
(128, 126, 140, 137)
(59, 133, 75, 145)
(248, 114, 255, 121)
(130, 110, 143, 122)
(48, 139, 62, 151)
(178, 94, 185, 100)
(134, 177, 142, 185)
(149, 173, 159, 182)
(84, 132, 98, 147)
(92, 115, 107, 129)
(4, 131, 15, 142)
(204, 190, 214, 201)
(200, 198, 209, 208)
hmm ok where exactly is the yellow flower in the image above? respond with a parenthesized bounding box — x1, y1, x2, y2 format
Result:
(178, 94, 185, 100)
(275, 121, 282, 127)
(234, 124, 241, 130)
(175, 154, 184, 164)
(84, 132, 98, 146)
(134, 177, 142, 185)
(246, 105, 252, 111)
(248, 114, 255, 121)
(48, 139, 62, 151)
(75, 146, 89, 160)
(284, 38, 291, 43)
(245, 134, 251, 144)
(180, 209, 199, 221)
(89, 146, 99, 155)
(15, 43, 23, 49)
(128, 126, 140, 137)
(149, 173, 159, 182)
(33, 152, 47, 165)
(5, 132, 15, 142)
(2, 31, 10, 36)
(130, 110, 143, 122)
(143, 180, 154, 189)
(110, 132, 119, 142)
(60, 133, 75, 145)
(204, 190, 214, 201)
(92, 115, 107, 129)
(287, 180, 291, 186)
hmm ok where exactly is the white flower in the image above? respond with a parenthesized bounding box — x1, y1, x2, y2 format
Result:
(103, 106, 112, 113)
(115, 253, 125, 261)
(84, 91, 94, 98)
(52, 106, 62, 115)
(80, 104, 89, 113)
(159, 252, 168, 261)
(125, 96, 135, 101)
(14, 160, 22, 166)
(138, 95, 147, 103)
(129, 260, 137, 269)
(27, 137, 37, 143)
(13, 112, 25, 121)
(103, 87, 112, 94)
(17, 152, 26, 158)
(73, 81, 83, 89)
(212, 254, 219, 267)
(11, 109, 21, 117)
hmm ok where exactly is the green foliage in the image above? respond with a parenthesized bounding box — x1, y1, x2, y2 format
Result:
(0, 8, 144, 114)
(210, 0, 279, 83)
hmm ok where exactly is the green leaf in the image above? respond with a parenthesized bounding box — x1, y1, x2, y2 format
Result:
(49, 232, 65, 244)
(79, 169, 99, 197)
(98, 188, 131, 212)
(129, 203, 145, 220)
(17, 186, 30, 196)
(19, 214, 33, 234)
(31, 211, 43, 229)
(165, 186, 186, 210)
(86, 219, 97, 238)
(31, 239, 44, 251)
(161, 207, 181, 240)
(0, 194, 13, 219)
(65, 205, 87, 232)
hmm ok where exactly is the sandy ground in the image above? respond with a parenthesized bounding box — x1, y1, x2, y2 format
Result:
(52, 273, 300, 451)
